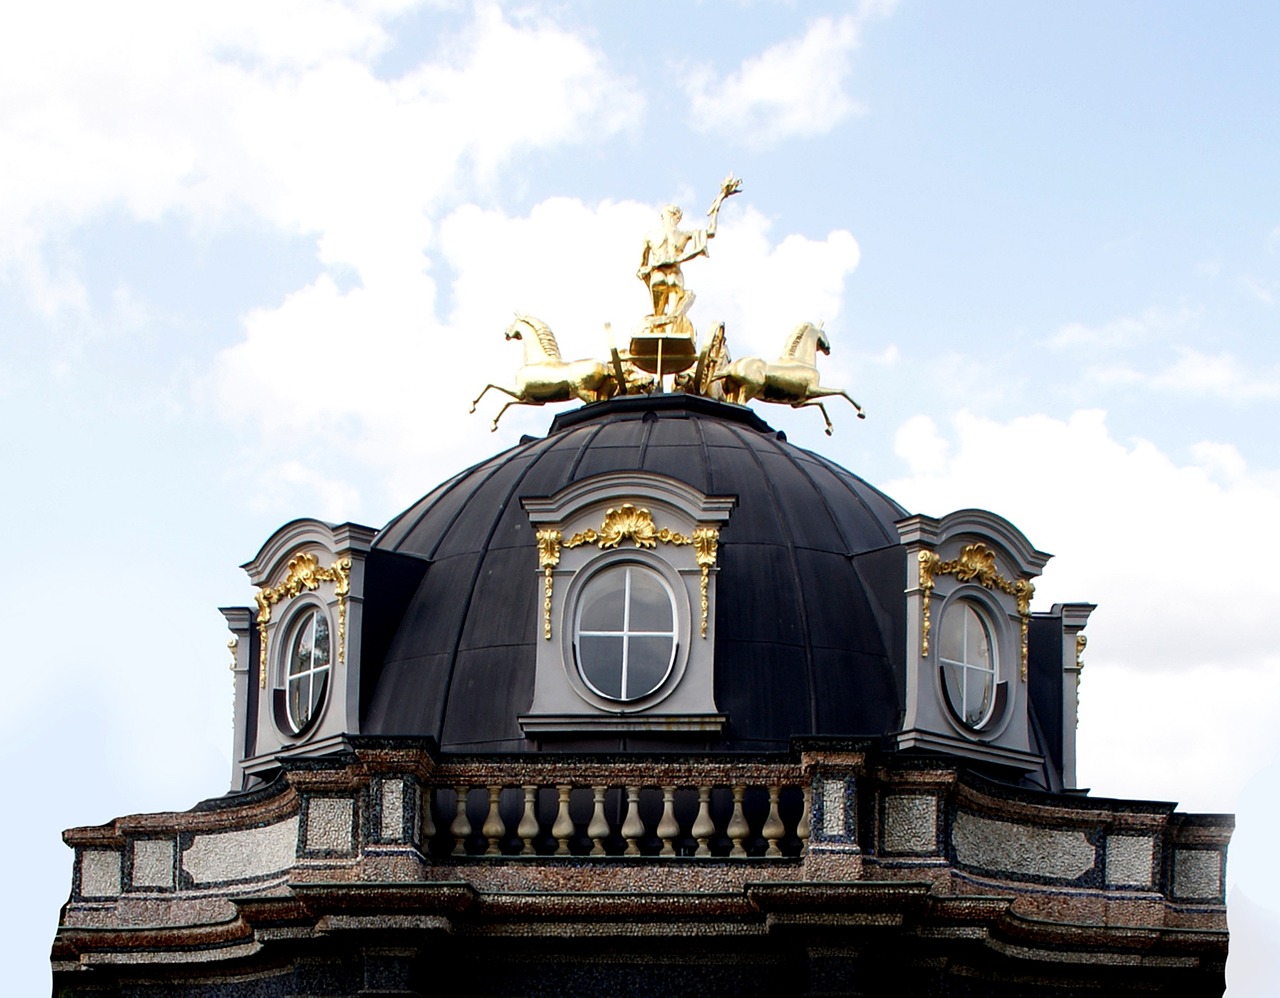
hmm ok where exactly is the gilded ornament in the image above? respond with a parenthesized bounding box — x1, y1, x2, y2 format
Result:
(628, 175, 742, 385)
(470, 315, 612, 431)
(564, 505, 693, 551)
(547, 507, 718, 639)
(466, 175, 866, 426)
(255, 552, 351, 688)
(537, 529, 562, 641)
(918, 551, 940, 657)
(706, 321, 864, 435)
(227, 638, 238, 673)
(918, 543, 1034, 681)
(637, 173, 740, 330)
(693, 528, 719, 637)
(1074, 632, 1087, 717)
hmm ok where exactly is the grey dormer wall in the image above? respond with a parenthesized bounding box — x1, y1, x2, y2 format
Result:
(229, 518, 376, 787)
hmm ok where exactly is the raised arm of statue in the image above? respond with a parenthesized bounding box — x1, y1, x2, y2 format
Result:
(704, 173, 743, 240)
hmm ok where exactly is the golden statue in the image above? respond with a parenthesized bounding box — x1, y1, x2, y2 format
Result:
(468, 176, 867, 433)
(636, 174, 742, 339)
(470, 315, 612, 431)
(624, 174, 742, 386)
(710, 321, 865, 435)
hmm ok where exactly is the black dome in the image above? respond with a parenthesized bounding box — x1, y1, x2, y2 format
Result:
(361, 394, 909, 752)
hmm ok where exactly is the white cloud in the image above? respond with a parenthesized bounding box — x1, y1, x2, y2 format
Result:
(894, 413, 949, 473)
(684, 2, 894, 146)
(1048, 304, 1195, 350)
(1075, 661, 1280, 812)
(889, 408, 1280, 673)
(0, 3, 639, 308)
(1238, 275, 1276, 306)
(1095, 346, 1280, 400)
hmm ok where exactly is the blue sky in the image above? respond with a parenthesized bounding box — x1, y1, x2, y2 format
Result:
(4, 2, 1279, 992)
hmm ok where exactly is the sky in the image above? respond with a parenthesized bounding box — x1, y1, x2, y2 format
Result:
(3, 1, 1278, 992)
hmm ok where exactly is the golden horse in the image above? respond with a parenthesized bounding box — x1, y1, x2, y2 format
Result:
(470, 315, 612, 431)
(712, 322, 865, 435)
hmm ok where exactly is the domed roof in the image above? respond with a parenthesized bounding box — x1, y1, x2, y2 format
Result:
(361, 394, 910, 752)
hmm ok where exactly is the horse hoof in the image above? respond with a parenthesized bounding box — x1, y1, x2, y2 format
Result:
(857, 412, 866, 419)
(825, 427, 834, 436)
(469, 405, 477, 414)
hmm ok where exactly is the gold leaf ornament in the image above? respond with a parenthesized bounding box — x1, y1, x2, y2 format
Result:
(545, 506, 716, 639)
(918, 543, 1034, 681)
(254, 552, 351, 688)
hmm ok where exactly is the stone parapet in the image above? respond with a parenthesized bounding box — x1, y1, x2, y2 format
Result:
(53, 739, 1231, 995)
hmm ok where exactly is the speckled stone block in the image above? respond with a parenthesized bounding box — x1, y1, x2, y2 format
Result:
(183, 816, 299, 885)
(381, 780, 404, 842)
(1174, 849, 1222, 900)
(1105, 835, 1153, 887)
(306, 797, 355, 852)
(952, 811, 1095, 880)
(821, 779, 846, 837)
(80, 849, 122, 897)
(131, 838, 175, 889)
(883, 795, 936, 854)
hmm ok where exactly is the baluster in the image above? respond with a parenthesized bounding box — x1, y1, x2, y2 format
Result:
(517, 785, 539, 855)
(727, 784, 749, 858)
(552, 784, 574, 855)
(658, 785, 679, 856)
(797, 784, 812, 855)
(588, 785, 609, 856)
(692, 786, 714, 857)
(421, 786, 436, 848)
(450, 786, 472, 857)
(483, 786, 504, 855)
(763, 784, 785, 857)
(621, 786, 644, 856)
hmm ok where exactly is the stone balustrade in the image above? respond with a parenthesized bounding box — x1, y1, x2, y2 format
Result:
(426, 782, 811, 859)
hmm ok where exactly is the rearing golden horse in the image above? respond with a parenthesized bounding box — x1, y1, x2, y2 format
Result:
(712, 322, 865, 435)
(470, 315, 611, 431)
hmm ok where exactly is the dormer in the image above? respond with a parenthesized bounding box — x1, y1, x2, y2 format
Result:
(519, 471, 736, 737)
(895, 509, 1052, 772)
(224, 518, 376, 787)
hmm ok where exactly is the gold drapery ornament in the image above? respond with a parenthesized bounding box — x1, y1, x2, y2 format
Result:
(537, 529, 562, 640)
(1074, 632, 1087, 717)
(918, 543, 1034, 681)
(227, 638, 238, 672)
(544, 505, 719, 639)
(254, 552, 351, 688)
(693, 528, 719, 637)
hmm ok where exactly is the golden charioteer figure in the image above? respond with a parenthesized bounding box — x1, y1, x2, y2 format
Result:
(637, 173, 742, 337)
(470, 174, 864, 434)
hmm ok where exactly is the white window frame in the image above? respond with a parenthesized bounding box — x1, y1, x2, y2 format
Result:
(938, 599, 998, 730)
(281, 602, 332, 735)
(573, 562, 678, 702)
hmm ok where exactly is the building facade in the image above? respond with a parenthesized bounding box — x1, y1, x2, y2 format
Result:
(52, 393, 1230, 995)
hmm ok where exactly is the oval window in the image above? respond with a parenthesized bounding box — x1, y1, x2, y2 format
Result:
(285, 607, 331, 733)
(938, 602, 996, 729)
(574, 564, 676, 702)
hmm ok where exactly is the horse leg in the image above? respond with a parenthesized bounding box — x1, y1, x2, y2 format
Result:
(794, 399, 835, 436)
(470, 384, 520, 414)
(809, 386, 866, 419)
(709, 374, 741, 405)
(490, 398, 531, 432)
